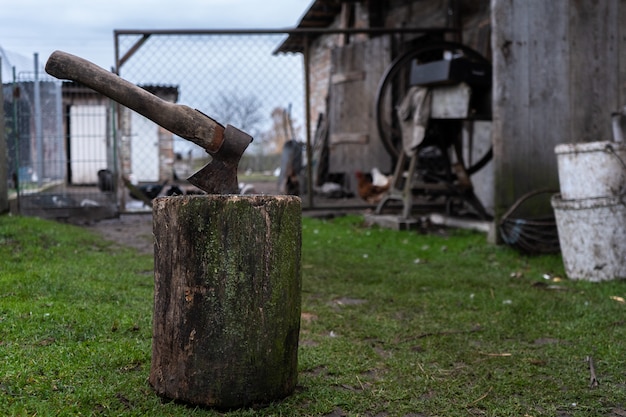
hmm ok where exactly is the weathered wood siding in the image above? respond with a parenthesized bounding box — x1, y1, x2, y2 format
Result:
(569, 1, 621, 143)
(327, 35, 392, 190)
(312, 1, 492, 194)
(491, 0, 625, 215)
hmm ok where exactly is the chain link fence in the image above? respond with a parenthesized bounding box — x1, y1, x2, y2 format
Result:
(3, 58, 118, 220)
(115, 31, 305, 211)
(2, 32, 306, 219)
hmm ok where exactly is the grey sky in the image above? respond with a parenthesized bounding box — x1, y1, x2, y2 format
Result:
(0, 0, 311, 75)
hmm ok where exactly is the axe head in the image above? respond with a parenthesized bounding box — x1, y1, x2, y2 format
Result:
(187, 125, 253, 194)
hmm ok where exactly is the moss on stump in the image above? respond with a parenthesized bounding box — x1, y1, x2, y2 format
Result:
(150, 195, 302, 409)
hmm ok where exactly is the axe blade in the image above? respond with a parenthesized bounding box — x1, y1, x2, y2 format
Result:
(187, 125, 253, 194)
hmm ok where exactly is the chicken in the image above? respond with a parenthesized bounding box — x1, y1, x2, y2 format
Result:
(371, 167, 391, 188)
(355, 168, 391, 204)
(130, 180, 168, 201)
(165, 185, 184, 196)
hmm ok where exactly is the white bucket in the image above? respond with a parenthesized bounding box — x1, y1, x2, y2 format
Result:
(555, 141, 626, 200)
(551, 194, 626, 282)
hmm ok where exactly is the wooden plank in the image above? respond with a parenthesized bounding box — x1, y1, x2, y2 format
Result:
(621, 0, 626, 108)
(492, 0, 569, 215)
(525, 1, 568, 194)
(570, 0, 619, 143)
(330, 132, 369, 144)
(327, 35, 392, 191)
(331, 70, 365, 84)
(492, 0, 532, 213)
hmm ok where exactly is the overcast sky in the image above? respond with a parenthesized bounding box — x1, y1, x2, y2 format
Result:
(0, 0, 311, 75)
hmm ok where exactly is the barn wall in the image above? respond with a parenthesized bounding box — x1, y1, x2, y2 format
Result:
(308, 34, 337, 139)
(569, 1, 621, 143)
(327, 35, 392, 188)
(622, 1, 626, 106)
(384, 0, 447, 29)
(383, 1, 491, 57)
(319, 0, 492, 194)
(491, 0, 625, 216)
(458, 1, 492, 59)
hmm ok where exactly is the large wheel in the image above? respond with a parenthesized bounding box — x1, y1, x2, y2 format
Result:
(375, 41, 492, 175)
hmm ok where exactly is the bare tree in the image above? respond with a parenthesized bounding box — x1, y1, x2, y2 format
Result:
(256, 106, 303, 155)
(208, 90, 264, 137)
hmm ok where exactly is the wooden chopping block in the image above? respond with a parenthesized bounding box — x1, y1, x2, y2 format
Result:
(150, 194, 302, 409)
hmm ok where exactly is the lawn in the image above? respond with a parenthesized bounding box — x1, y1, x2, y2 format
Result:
(1, 214, 625, 416)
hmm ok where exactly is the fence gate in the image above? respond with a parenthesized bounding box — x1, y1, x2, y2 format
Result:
(4, 67, 118, 221)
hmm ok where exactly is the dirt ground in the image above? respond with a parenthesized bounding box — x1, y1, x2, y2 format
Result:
(83, 177, 480, 254)
(85, 181, 369, 255)
(86, 213, 155, 255)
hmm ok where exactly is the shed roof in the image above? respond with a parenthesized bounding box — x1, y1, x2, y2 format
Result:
(275, 0, 342, 54)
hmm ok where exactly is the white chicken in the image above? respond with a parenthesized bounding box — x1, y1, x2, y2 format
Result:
(355, 167, 392, 204)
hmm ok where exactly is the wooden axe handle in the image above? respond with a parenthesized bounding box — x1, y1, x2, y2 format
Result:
(45, 50, 224, 153)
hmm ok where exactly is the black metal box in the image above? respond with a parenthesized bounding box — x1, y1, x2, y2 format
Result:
(410, 58, 491, 87)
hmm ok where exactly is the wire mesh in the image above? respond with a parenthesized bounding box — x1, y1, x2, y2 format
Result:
(3, 32, 305, 218)
(4, 68, 117, 220)
(116, 32, 305, 211)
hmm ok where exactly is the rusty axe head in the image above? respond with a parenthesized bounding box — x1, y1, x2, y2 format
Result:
(187, 124, 253, 194)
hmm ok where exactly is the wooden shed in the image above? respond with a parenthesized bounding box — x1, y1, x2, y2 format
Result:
(278, 0, 626, 233)
(277, 0, 493, 209)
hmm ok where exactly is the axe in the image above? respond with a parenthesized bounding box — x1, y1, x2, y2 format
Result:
(45, 50, 252, 194)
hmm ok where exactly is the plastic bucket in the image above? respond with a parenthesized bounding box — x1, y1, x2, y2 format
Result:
(551, 194, 626, 281)
(555, 141, 626, 200)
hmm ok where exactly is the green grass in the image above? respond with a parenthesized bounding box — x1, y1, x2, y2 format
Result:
(1, 214, 625, 416)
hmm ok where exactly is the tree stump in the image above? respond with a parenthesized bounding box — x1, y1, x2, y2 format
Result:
(150, 195, 301, 409)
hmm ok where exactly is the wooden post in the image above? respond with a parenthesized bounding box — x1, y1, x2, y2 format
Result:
(150, 195, 301, 409)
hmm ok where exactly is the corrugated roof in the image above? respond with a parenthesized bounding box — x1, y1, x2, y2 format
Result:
(275, 0, 342, 54)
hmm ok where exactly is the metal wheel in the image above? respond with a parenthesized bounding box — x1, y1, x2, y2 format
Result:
(375, 40, 492, 175)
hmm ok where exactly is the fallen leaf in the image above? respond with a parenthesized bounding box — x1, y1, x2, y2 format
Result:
(610, 296, 626, 303)
(37, 337, 55, 346)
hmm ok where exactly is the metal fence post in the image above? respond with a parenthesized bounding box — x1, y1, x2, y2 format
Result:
(303, 35, 314, 208)
(0, 57, 7, 214)
(33, 53, 43, 188)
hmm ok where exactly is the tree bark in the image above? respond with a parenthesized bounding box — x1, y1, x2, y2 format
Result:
(150, 194, 301, 409)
